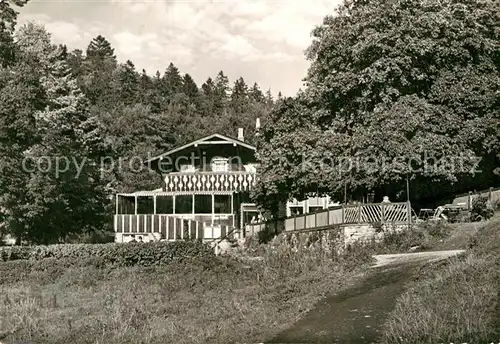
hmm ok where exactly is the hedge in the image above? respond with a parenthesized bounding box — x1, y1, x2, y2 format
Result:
(0, 241, 215, 267)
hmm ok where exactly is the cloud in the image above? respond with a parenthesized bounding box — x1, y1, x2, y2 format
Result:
(242, 0, 339, 49)
(112, 31, 149, 55)
(108, 0, 333, 60)
(44, 21, 83, 45)
(17, 0, 342, 96)
(217, 35, 258, 58)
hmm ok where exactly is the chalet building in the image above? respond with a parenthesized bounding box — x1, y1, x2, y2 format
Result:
(114, 124, 338, 243)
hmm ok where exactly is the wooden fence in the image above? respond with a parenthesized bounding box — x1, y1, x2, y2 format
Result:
(245, 202, 411, 235)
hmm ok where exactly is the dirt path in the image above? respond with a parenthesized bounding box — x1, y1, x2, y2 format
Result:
(266, 250, 465, 344)
(372, 249, 464, 268)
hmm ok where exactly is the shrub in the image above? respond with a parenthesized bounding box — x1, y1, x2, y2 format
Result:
(470, 195, 494, 222)
(0, 241, 215, 267)
(372, 221, 384, 233)
(380, 227, 427, 252)
(66, 230, 116, 244)
(377, 220, 452, 253)
(417, 219, 451, 238)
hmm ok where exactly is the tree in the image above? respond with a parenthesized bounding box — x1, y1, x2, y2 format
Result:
(66, 48, 84, 78)
(86, 34, 115, 61)
(249, 82, 264, 103)
(214, 70, 230, 104)
(255, 0, 500, 208)
(0, 58, 45, 242)
(3, 24, 109, 243)
(201, 77, 215, 96)
(229, 77, 250, 128)
(116, 60, 139, 105)
(251, 96, 324, 211)
(264, 89, 273, 104)
(103, 104, 168, 193)
(183, 73, 199, 99)
(81, 35, 117, 107)
(160, 62, 183, 103)
(0, 0, 30, 67)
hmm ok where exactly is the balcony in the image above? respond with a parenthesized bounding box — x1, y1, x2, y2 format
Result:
(163, 171, 257, 194)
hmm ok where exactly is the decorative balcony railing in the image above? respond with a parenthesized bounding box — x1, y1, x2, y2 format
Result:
(163, 171, 257, 193)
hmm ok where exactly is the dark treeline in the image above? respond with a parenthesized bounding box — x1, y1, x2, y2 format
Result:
(2, 0, 499, 243)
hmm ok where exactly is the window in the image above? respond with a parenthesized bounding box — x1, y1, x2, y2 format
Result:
(214, 195, 231, 214)
(156, 196, 173, 214)
(175, 195, 193, 214)
(308, 206, 323, 213)
(289, 206, 303, 216)
(117, 196, 135, 214)
(194, 195, 212, 214)
(211, 157, 229, 172)
(180, 164, 196, 172)
(137, 197, 154, 214)
(243, 211, 260, 225)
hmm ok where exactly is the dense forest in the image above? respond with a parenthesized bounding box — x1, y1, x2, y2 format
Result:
(0, 1, 275, 243)
(1, 0, 499, 243)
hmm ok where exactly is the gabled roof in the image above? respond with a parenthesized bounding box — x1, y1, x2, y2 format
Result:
(144, 133, 256, 165)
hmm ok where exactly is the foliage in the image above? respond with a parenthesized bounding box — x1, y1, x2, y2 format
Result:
(254, 0, 500, 209)
(372, 221, 384, 233)
(0, 240, 214, 267)
(470, 195, 494, 221)
(0, 23, 110, 244)
(379, 220, 453, 253)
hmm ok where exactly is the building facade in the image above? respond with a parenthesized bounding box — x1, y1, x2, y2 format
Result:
(113, 129, 336, 242)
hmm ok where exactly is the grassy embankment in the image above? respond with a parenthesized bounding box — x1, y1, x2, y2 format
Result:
(0, 238, 374, 344)
(0, 218, 480, 344)
(381, 215, 500, 343)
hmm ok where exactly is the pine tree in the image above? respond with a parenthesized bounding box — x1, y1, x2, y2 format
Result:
(66, 48, 84, 78)
(117, 60, 139, 105)
(265, 88, 273, 104)
(183, 73, 199, 99)
(161, 62, 183, 102)
(201, 77, 215, 96)
(82, 35, 117, 107)
(214, 70, 230, 99)
(249, 82, 264, 102)
(86, 34, 116, 62)
(8, 25, 109, 243)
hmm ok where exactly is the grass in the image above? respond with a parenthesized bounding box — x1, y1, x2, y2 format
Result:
(0, 238, 374, 344)
(380, 215, 500, 344)
(0, 219, 479, 344)
(374, 220, 455, 254)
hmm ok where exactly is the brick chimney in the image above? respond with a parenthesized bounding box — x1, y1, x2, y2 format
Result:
(238, 128, 244, 141)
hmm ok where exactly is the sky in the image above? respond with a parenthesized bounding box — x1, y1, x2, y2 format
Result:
(16, 0, 342, 97)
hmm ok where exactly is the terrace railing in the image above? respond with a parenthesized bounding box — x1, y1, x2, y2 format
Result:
(114, 214, 236, 241)
(244, 202, 412, 235)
